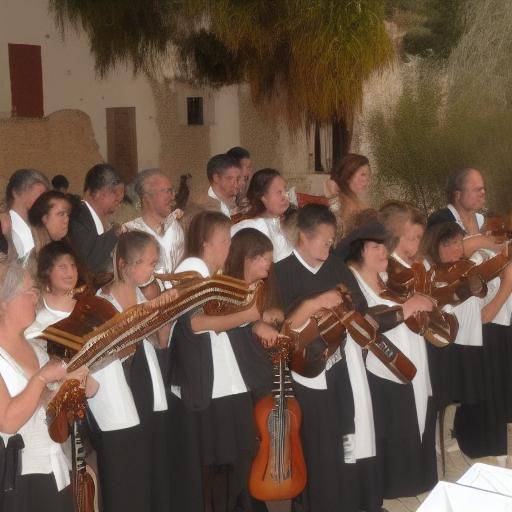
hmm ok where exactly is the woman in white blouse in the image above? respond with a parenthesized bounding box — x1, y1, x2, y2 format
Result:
(25, 241, 79, 343)
(91, 230, 178, 512)
(231, 168, 294, 262)
(342, 221, 437, 499)
(0, 263, 90, 511)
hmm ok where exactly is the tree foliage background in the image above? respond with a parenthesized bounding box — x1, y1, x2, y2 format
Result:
(50, 0, 393, 130)
(370, 0, 512, 214)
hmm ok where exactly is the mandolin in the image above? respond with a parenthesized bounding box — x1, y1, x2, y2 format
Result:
(383, 257, 459, 348)
(281, 284, 417, 383)
(249, 339, 307, 501)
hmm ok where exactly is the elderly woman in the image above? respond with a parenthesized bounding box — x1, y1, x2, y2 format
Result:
(0, 263, 91, 511)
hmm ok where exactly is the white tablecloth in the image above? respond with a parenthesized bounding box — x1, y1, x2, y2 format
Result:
(418, 464, 512, 511)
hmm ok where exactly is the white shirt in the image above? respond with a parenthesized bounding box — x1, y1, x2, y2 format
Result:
(24, 299, 71, 342)
(208, 186, 231, 217)
(231, 217, 294, 262)
(9, 210, 34, 259)
(172, 257, 247, 399)
(84, 201, 104, 235)
(123, 215, 185, 287)
(447, 203, 484, 232)
(352, 267, 432, 438)
(0, 342, 70, 491)
(87, 288, 168, 431)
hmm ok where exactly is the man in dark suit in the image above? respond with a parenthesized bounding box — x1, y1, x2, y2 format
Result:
(69, 163, 124, 273)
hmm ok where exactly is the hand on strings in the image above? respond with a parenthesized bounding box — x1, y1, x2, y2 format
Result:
(312, 290, 343, 310)
(402, 293, 434, 319)
(37, 357, 67, 384)
(252, 321, 281, 348)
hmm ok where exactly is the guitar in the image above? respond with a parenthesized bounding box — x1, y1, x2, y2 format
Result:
(249, 340, 307, 501)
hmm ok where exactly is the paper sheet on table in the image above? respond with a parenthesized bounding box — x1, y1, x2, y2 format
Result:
(456, 463, 512, 496)
(417, 481, 512, 512)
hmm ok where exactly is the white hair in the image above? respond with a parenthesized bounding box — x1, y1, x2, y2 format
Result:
(0, 264, 26, 303)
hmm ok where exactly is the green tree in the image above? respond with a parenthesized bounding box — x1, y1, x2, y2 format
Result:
(51, 0, 393, 146)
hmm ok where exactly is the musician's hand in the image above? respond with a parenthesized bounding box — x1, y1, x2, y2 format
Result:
(262, 308, 284, 326)
(161, 288, 180, 301)
(37, 357, 67, 384)
(311, 290, 342, 310)
(85, 376, 99, 398)
(402, 293, 434, 319)
(66, 365, 89, 386)
(252, 321, 281, 348)
(247, 301, 262, 322)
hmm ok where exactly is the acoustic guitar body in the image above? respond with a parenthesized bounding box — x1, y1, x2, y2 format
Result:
(249, 392, 307, 501)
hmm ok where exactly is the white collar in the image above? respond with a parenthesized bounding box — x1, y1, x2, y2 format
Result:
(208, 186, 231, 217)
(293, 249, 323, 275)
(84, 201, 104, 235)
(175, 257, 210, 278)
(447, 203, 484, 231)
(391, 252, 411, 269)
(9, 209, 34, 258)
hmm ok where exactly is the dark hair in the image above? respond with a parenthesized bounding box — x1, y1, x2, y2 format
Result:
(28, 190, 71, 228)
(206, 154, 239, 183)
(37, 240, 77, 288)
(297, 204, 337, 234)
(84, 163, 123, 194)
(114, 230, 159, 281)
(421, 221, 465, 266)
(330, 153, 369, 199)
(51, 175, 69, 190)
(246, 168, 281, 216)
(224, 228, 273, 279)
(446, 167, 478, 203)
(186, 211, 231, 258)
(379, 200, 425, 249)
(227, 146, 250, 164)
(6, 169, 49, 206)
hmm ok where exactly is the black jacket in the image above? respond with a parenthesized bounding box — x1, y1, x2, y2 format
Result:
(68, 202, 118, 273)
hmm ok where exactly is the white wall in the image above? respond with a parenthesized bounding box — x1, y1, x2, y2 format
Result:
(0, 0, 160, 170)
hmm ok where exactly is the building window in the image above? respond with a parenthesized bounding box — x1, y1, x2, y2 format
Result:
(187, 97, 204, 125)
(8, 43, 44, 118)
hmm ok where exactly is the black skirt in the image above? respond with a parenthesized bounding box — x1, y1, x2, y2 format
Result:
(1, 474, 73, 512)
(455, 323, 511, 457)
(94, 345, 170, 512)
(291, 361, 358, 512)
(168, 391, 256, 512)
(341, 457, 382, 512)
(367, 372, 437, 499)
(427, 342, 485, 409)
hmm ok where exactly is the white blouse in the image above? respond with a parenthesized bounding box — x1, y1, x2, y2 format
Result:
(351, 267, 432, 438)
(123, 215, 185, 288)
(0, 342, 70, 491)
(87, 288, 168, 432)
(172, 257, 247, 399)
(9, 210, 35, 260)
(24, 299, 71, 342)
(231, 217, 293, 262)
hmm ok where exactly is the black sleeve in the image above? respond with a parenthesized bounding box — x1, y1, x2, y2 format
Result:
(69, 217, 118, 273)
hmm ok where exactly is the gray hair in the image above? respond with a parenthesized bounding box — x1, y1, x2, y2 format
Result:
(0, 264, 27, 303)
(6, 169, 49, 206)
(134, 168, 169, 200)
(446, 168, 479, 203)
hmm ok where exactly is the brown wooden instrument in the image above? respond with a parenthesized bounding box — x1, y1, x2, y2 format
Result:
(45, 273, 263, 443)
(281, 284, 417, 383)
(249, 338, 307, 501)
(71, 420, 98, 512)
(383, 258, 459, 347)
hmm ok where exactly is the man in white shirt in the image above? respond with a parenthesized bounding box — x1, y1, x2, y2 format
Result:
(6, 168, 49, 259)
(68, 163, 124, 273)
(123, 169, 185, 286)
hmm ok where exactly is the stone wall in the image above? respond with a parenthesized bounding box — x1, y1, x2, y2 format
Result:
(0, 109, 103, 195)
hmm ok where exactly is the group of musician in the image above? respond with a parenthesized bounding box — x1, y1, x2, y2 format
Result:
(0, 152, 511, 512)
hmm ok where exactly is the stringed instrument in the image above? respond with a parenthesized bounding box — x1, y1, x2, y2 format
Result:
(281, 284, 417, 383)
(249, 338, 307, 501)
(71, 420, 98, 512)
(45, 273, 264, 443)
(383, 258, 459, 347)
